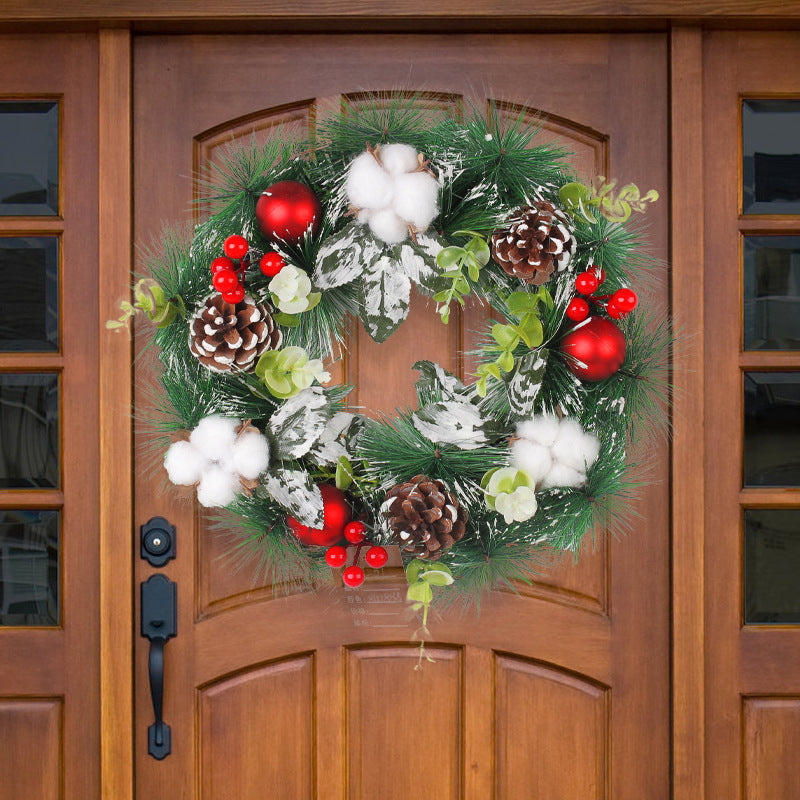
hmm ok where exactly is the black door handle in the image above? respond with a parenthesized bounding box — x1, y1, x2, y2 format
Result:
(141, 574, 177, 759)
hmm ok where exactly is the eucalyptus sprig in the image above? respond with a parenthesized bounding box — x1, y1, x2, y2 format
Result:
(405, 559, 454, 668)
(106, 278, 185, 334)
(559, 177, 659, 224)
(432, 230, 490, 324)
(475, 286, 553, 396)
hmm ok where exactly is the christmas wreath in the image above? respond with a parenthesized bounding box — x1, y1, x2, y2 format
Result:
(118, 97, 668, 619)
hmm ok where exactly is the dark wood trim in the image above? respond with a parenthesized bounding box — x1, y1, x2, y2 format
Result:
(669, 24, 706, 800)
(98, 27, 134, 800)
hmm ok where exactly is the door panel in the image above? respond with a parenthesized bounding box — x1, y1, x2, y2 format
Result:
(134, 33, 668, 799)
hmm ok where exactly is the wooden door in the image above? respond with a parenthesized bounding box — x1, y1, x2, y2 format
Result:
(133, 33, 669, 799)
(0, 34, 100, 800)
(704, 32, 800, 800)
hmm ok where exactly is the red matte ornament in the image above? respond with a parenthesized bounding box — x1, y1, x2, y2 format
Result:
(365, 546, 388, 569)
(260, 251, 286, 277)
(325, 545, 348, 568)
(342, 565, 365, 587)
(223, 235, 249, 260)
(286, 483, 352, 547)
(560, 316, 627, 382)
(256, 181, 322, 245)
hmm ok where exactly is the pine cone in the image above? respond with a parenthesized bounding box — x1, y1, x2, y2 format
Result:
(383, 474, 467, 560)
(189, 293, 281, 373)
(491, 201, 575, 285)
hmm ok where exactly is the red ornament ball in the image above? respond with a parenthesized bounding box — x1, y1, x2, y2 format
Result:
(212, 268, 240, 294)
(211, 256, 235, 274)
(286, 484, 352, 547)
(566, 297, 590, 322)
(344, 521, 367, 544)
(256, 181, 322, 245)
(221, 285, 246, 304)
(260, 251, 286, 278)
(343, 565, 365, 588)
(611, 287, 638, 315)
(560, 316, 627, 382)
(325, 545, 348, 568)
(223, 235, 249, 261)
(365, 546, 388, 569)
(575, 271, 600, 295)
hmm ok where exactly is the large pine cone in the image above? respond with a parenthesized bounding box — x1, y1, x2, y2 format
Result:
(383, 474, 467, 561)
(491, 200, 575, 285)
(189, 293, 281, 373)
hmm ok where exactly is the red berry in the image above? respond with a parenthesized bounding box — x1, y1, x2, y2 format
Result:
(365, 546, 388, 569)
(575, 271, 600, 295)
(325, 545, 347, 568)
(566, 297, 590, 322)
(212, 268, 239, 293)
(344, 521, 367, 544)
(211, 256, 235, 274)
(591, 265, 606, 284)
(606, 300, 623, 319)
(611, 287, 638, 314)
(221, 285, 245, 304)
(260, 251, 286, 278)
(342, 565, 365, 587)
(223, 235, 249, 261)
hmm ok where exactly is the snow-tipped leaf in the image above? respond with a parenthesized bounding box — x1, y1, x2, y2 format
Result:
(413, 399, 488, 450)
(506, 351, 548, 416)
(358, 256, 411, 343)
(314, 221, 384, 290)
(413, 360, 470, 404)
(264, 467, 324, 528)
(267, 386, 330, 459)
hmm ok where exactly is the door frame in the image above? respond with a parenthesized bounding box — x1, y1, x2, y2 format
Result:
(86, 18, 709, 800)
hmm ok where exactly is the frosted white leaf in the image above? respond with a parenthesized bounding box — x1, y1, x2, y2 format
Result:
(359, 256, 411, 343)
(268, 385, 329, 459)
(310, 412, 361, 465)
(315, 222, 384, 290)
(506, 351, 547, 416)
(413, 400, 487, 450)
(264, 468, 324, 528)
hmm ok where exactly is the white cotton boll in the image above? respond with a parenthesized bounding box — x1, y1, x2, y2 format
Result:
(540, 463, 586, 490)
(517, 414, 561, 448)
(368, 208, 410, 244)
(189, 416, 239, 461)
(196, 465, 240, 508)
(164, 440, 205, 486)
(379, 143, 421, 175)
(551, 419, 599, 473)
(356, 208, 372, 224)
(512, 440, 553, 485)
(392, 172, 439, 230)
(231, 430, 270, 480)
(345, 152, 394, 210)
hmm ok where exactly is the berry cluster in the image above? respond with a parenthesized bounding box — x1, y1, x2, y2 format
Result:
(210, 235, 250, 304)
(324, 520, 388, 588)
(566, 265, 638, 322)
(259, 251, 286, 278)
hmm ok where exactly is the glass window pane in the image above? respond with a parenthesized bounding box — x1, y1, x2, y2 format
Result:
(0, 373, 58, 489)
(743, 99, 800, 215)
(0, 237, 58, 352)
(744, 372, 800, 487)
(745, 509, 800, 624)
(0, 101, 58, 216)
(0, 509, 58, 626)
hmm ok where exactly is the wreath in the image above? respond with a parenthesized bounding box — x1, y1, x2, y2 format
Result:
(118, 96, 668, 621)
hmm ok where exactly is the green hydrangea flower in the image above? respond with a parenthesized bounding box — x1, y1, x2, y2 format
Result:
(255, 346, 330, 400)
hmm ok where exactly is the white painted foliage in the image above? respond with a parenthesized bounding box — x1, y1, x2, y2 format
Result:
(267, 385, 330, 460)
(263, 467, 324, 528)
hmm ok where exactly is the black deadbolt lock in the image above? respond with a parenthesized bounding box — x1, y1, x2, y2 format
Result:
(140, 517, 176, 567)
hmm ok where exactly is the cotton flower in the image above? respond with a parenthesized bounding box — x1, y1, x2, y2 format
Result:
(482, 466, 538, 524)
(269, 265, 314, 313)
(164, 416, 270, 508)
(345, 143, 439, 244)
(512, 414, 600, 490)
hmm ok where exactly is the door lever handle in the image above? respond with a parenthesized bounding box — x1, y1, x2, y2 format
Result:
(141, 574, 177, 759)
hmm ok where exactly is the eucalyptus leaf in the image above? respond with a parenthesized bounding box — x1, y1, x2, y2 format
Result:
(407, 581, 434, 605)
